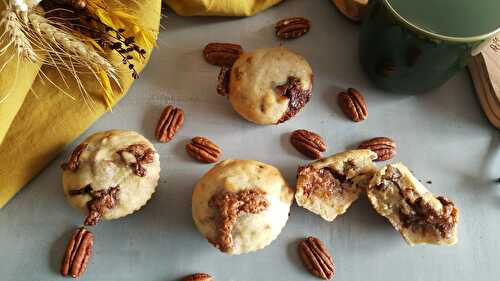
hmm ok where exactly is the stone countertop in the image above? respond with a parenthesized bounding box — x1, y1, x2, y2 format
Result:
(1, 1, 499, 280)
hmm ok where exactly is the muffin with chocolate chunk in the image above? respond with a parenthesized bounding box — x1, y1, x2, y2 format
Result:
(61, 130, 160, 226)
(192, 160, 294, 254)
(295, 149, 378, 221)
(367, 163, 459, 246)
(222, 47, 313, 125)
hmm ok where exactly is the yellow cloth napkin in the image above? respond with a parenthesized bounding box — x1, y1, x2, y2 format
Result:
(167, 0, 283, 16)
(0, 0, 161, 208)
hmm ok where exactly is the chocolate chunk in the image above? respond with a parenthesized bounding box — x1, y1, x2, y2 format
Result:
(276, 76, 312, 123)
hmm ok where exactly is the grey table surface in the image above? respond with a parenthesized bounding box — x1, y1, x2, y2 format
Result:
(1, 1, 500, 281)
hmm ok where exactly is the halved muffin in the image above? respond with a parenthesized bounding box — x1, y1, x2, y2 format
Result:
(295, 149, 378, 221)
(367, 163, 459, 245)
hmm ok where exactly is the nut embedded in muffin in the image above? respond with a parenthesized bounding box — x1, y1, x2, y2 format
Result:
(61, 130, 161, 226)
(192, 159, 294, 254)
(226, 47, 313, 125)
(295, 149, 378, 221)
(367, 163, 459, 246)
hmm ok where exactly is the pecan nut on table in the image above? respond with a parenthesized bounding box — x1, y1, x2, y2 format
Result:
(338, 88, 368, 122)
(186, 136, 222, 163)
(358, 137, 396, 161)
(203, 43, 244, 67)
(290, 129, 327, 159)
(60, 227, 94, 278)
(298, 236, 336, 280)
(155, 105, 185, 143)
(275, 17, 311, 40)
(181, 273, 214, 281)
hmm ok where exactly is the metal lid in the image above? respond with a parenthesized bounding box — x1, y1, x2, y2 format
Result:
(385, 0, 500, 42)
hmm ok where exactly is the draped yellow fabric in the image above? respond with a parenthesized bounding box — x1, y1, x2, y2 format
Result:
(0, 0, 161, 208)
(167, 0, 283, 16)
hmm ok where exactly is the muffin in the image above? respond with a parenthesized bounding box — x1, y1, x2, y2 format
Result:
(192, 160, 294, 254)
(367, 163, 459, 246)
(61, 130, 160, 226)
(227, 47, 313, 125)
(295, 149, 377, 221)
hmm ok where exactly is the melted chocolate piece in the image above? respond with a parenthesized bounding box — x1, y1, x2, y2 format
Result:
(380, 166, 457, 239)
(276, 76, 313, 123)
(298, 166, 352, 199)
(61, 143, 88, 172)
(68, 184, 93, 196)
(217, 67, 231, 96)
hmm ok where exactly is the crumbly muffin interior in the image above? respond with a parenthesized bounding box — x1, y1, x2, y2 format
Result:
(371, 165, 458, 241)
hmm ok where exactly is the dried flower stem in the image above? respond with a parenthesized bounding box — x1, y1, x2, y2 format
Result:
(27, 12, 115, 77)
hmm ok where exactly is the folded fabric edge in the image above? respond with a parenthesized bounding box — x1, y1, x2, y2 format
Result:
(166, 0, 283, 17)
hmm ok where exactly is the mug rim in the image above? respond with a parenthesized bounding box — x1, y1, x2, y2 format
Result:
(383, 0, 500, 43)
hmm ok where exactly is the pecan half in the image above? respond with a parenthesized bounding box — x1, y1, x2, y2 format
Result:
(61, 143, 88, 172)
(117, 144, 156, 177)
(84, 186, 120, 226)
(338, 88, 368, 122)
(275, 17, 311, 40)
(186, 137, 221, 163)
(61, 227, 93, 278)
(209, 189, 269, 252)
(298, 236, 335, 280)
(276, 76, 312, 123)
(358, 137, 396, 161)
(203, 43, 243, 67)
(155, 105, 184, 143)
(182, 273, 213, 281)
(290, 129, 327, 159)
(216, 66, 231, 96)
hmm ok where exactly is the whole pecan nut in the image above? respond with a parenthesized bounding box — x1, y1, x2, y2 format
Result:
(181, 273, 213, 281)
(61, 143, 88, 171)
(275, 17, 311, 40)
(338, 88, 368, 122)
(61, 227, 94, 278)
(290, 129, 327, 159)
(298, 236, 335, 280)
(216, 66, 231, 96)
(155, 105, 185, 143)
(186, 137, 221, 163)
(203, 43, 243, 67)
(358, 137, 396, 161)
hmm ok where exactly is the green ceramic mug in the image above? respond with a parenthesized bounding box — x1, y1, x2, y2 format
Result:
(359, 0, 500, 94)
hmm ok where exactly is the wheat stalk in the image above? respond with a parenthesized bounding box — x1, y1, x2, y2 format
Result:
(26, 12, 121, 109)
(0, 9, 38, 62)
(27, 12, 116, 77)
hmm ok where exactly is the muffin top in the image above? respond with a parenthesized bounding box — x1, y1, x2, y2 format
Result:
(192, 159, 294, 254)
(62, 130, 160, 225)
(228, 47, 313, 125)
